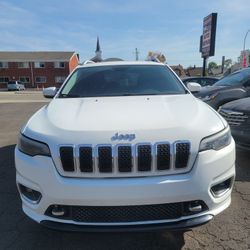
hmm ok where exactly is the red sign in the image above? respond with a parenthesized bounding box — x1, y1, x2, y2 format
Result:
(243, 52, 247, 68)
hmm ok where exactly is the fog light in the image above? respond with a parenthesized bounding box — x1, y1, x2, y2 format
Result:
(19, 184, 42, 204)
(188, 202, 202, 212)
(183, 200, 208, 215)
(211, 177, 233, 197)
(51, 205, 65, 217)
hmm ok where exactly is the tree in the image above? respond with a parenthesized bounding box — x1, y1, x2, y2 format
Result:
(208, 61, 218, 70)
(224, 59, 232, 69)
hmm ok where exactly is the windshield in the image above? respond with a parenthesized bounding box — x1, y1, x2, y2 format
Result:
(59, 65, 186, 98)
(214, 70, 249, 87)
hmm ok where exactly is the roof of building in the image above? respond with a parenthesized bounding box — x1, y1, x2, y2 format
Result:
(0, 51, 76, 62)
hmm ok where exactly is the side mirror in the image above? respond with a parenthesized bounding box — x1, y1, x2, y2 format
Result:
(43, 87, 57, 98)
(187, 82, 202, 93)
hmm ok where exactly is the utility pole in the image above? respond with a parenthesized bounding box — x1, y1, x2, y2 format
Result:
(135, 48, 139, 61)
(243, 29, 250, 68)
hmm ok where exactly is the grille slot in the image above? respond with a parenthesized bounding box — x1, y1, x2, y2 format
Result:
(137, 145, 152, 171)
(118, 146, 132, 172)
(60, 146, 74, 172)
(79, 147, 93, 172)
(219, 109, 248, 127)
(98, 146, 113, 173)
(175, 142, 190, 168)
(157, 144, 170, 170)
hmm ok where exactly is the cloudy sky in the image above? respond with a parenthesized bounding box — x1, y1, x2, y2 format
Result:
(0, 0, 250, 67)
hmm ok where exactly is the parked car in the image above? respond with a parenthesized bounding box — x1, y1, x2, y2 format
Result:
(219, 97, 250, 149)
(182, 76, 219, 87)
(196, 68, 250, 110)
(15, 61, 235, 231)
(7, 81, 25, 91)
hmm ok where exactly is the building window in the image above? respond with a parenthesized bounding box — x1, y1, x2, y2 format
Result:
(0, 62, 8, 68)
(55, 76, 66, 84)
(17, 62, 29, 68)
(19, 77, 30, 83)
(54, 62, 65, 68)
(35, 76, 46, 83)
(34, 62, 45, 68)
(0, 77, 9, 83)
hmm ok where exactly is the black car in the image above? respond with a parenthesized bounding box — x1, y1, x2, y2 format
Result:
(182, 76, 219, 87)
(196, 68, 250, 110)
(219, 97, 250, 149)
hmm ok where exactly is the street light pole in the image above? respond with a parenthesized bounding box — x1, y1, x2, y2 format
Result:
(243, 29, 250, 68)
(243, 29, 250, 52)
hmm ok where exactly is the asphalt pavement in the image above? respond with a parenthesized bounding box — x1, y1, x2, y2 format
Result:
(0, 91, 249, 250)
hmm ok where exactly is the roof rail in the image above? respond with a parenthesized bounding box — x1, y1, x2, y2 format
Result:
(83, 60, 95, 65)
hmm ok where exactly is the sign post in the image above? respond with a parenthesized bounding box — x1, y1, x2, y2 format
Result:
(200, 13, 217, 76)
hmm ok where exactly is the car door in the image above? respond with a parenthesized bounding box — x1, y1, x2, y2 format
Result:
(243, 78, 250, 96)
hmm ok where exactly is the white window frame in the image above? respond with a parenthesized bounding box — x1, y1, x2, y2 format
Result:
(34, 62, 45, 68)
(55, 76, 66, 84)
(17, 62, 29, 68)
(0, 76, 9, 83)
(0, 62, 8, 68)
(19, 76, 30, 83)
(54, 61, 65, 68)
(35, 76, 46, 83)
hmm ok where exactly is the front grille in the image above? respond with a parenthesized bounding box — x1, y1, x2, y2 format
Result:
(58, 141, 191, 177)
(72, 203, 182, 223)
(59, 147, 75, 172)
(118, 146, 132, 172)
(137, 145, 152, 171)
(46, 201, 208, 223)
(98, 146, 112, 173)
(79, 147, 93, 172)
(175, 142, 190, 168)
(219, 108, 248, 127)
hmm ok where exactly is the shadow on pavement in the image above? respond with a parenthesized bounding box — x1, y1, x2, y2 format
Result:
(0, 144, 186, 250)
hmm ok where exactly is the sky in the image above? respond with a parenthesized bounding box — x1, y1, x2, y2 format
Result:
(0, 0, 250, 67)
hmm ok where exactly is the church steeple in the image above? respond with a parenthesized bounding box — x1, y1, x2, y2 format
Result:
(96, 37, 101, 53)
(90, 37, 103, 62)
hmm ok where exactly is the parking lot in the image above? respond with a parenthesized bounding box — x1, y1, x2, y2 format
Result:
(0, 91, 249, 250)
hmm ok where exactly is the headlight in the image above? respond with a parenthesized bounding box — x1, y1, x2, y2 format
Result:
(18, 134, 51, 156)
(201, 92, 218, 102)
(199, 127, 231, 152)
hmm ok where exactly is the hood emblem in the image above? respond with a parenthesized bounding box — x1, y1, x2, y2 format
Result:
(111, 133, 136, 141)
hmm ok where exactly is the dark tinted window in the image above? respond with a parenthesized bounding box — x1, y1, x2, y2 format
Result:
(215, 69, 250, 87)
(8, 81, 17, 85)
(59, 65, 186, 98)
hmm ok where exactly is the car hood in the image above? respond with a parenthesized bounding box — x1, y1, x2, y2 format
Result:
(195, 85, 228, 98)
(221, 97, 250, 113)
(23, 95, 225, 149)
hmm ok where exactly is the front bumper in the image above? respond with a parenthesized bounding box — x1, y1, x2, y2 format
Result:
(41, 214, 213, 232)
(15, 140, 235, 231)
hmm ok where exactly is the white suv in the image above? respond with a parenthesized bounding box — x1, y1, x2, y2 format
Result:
(15, 61, 235, 231)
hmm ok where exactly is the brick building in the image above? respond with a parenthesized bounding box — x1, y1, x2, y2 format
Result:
(0, 51, 79, 88)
